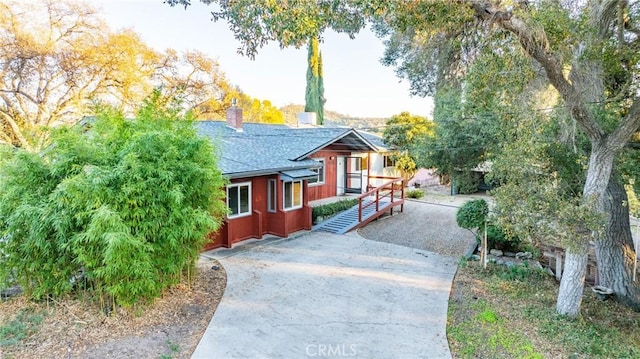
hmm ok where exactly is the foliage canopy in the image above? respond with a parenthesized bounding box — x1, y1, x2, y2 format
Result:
(456, 199, 488, 235)
(0, 0, 283, 151)
(382, 112, 433, 181)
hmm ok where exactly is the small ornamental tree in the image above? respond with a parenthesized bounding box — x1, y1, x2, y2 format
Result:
(456, 199, 489, 240)
(0, 91, 227, 307)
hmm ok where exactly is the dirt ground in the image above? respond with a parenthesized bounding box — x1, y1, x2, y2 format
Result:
(0, 260, 226, 359)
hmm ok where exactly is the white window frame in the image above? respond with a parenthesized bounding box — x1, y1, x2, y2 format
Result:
(308, 158, 325, 186)
(383, 155, 396, 168)
(283, 180, 303, 211)
(227, 182, 252, 219)
(267, 179, 277, 213)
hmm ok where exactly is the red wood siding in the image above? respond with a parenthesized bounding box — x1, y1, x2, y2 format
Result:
(204, 225, 225, 250)
(203, 175, 312, 250)
(307, 150, 344, 201)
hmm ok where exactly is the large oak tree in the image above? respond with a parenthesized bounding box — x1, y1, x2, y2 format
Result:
(0, 1, 164, 150)
(446, 1, 640, 317)
(0, 0, 282, 151)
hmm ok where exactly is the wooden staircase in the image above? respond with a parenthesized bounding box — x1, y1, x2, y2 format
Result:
(313, 178, 405, 235)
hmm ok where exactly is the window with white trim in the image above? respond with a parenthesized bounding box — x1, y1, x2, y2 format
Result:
(283, 180, 303, 210)
(267, 179, 277, 213)
(383, 155, 396, 168)
(227, 182, 251, 218)
(308, 159, 325, 185)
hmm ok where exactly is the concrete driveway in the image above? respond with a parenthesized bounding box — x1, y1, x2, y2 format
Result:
(192, 232, 457, 359)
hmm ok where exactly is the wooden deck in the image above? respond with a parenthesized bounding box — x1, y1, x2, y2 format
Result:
(313, 178, 405, 235)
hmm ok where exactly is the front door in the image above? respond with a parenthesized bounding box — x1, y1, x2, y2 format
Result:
(346, 156, 363, 193)
(336, 156, 345, 195)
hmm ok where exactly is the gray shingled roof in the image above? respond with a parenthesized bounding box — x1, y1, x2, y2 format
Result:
(359, 131, 390, 151)
(195, 121, 377, 179)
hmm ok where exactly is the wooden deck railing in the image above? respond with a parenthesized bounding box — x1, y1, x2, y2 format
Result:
(366, 175, 404, 192)
(358, 177, 405, 223)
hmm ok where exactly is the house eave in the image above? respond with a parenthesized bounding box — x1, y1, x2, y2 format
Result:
(292, 129, 379, 160)
(223, 163, 321, 180)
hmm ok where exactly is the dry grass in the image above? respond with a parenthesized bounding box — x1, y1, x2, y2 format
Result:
(0, 260, 226, 359)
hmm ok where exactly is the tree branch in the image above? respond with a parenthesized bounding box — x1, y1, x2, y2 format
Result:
(467, 0, 606, 142)
(0, 88, 41, 108)
(0, 106, 32, 150)
(608, 98, 640, 151)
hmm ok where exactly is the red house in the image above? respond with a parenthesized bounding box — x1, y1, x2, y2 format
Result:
(196, 108, 378, 249)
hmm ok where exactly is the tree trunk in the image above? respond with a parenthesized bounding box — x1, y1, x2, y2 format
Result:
(595, 169, 640, 309)
(556, 143, 615, 316)
(556, 242, 589, 317)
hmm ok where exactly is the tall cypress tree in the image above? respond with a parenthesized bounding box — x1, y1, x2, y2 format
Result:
(317, 50, 325, 124)
(304, 36, 324, 125)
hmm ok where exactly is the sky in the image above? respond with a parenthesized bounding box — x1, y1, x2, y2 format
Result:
(87, 0, 434, 119)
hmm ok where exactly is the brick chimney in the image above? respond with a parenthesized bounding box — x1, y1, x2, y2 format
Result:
(226, 102, 243, 131)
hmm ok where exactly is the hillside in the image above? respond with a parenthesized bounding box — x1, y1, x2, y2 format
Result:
(280, 104, 388, 134)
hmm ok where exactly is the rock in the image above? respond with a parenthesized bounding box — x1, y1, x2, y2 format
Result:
(516, 252, 533, 260)
(503, 251, 516, 258)
(530, 261, 543, 270)
(591, 286, 614, 301)
(0, 286, 22, 300)
(544, 267, 555, 277)
(505, 261, 516, 268)
(470, 254, 480, 261)
(490, 249, 504, 257)
(464, 242, 478, 259)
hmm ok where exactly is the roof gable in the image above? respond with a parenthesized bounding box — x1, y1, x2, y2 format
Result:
(289, 128, 378, 160)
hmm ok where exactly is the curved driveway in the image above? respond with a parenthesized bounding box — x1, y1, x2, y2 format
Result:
(193, 232, 457, 359)
(359, 199, 477, 258)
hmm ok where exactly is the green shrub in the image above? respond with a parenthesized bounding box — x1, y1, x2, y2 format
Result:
(456, 199, 489, 234)
(493, 262, 539, 282)
(486, 225, 521, 252)
(312, 198, 359, 223)
(454, 171, 482, 194)
(0, 91, 228, 307)
(406, 189, 424, 199)
(456, 199, 523, 251)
